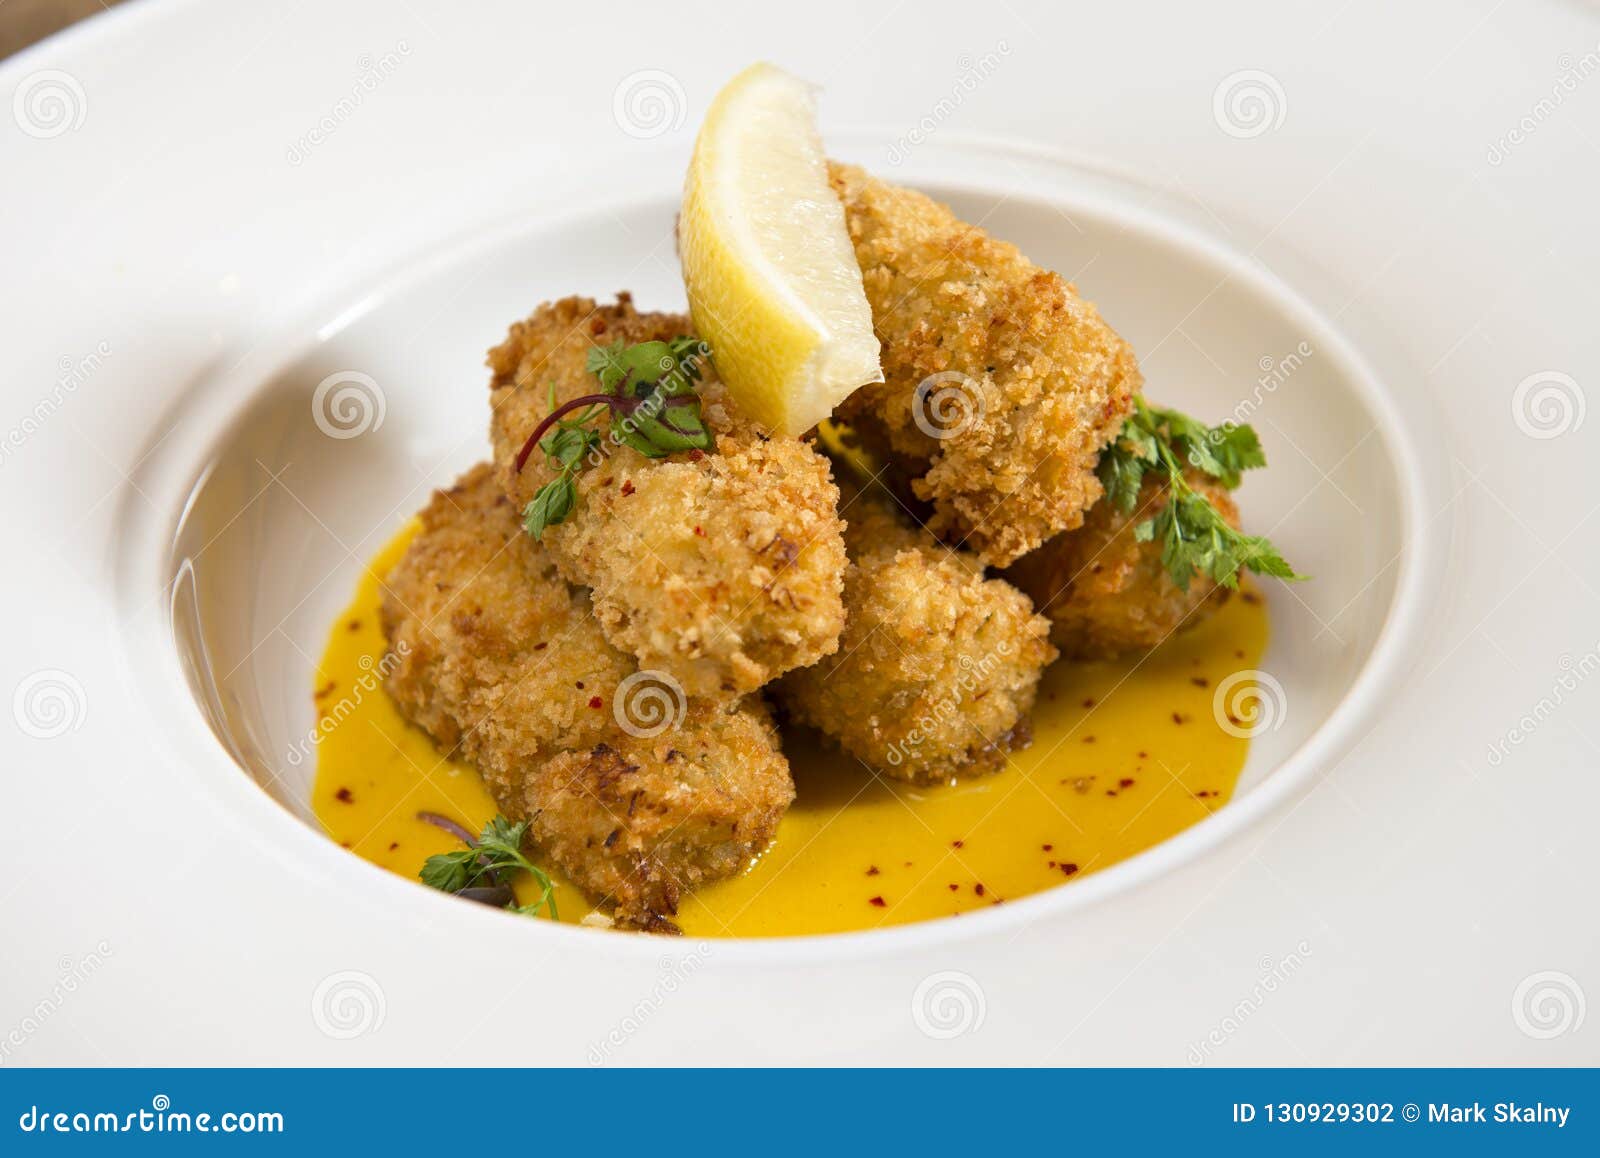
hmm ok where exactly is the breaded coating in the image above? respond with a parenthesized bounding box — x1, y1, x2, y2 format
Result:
(380, 464, 794, 931)
(828, 162, 1139, 567)
(487, 294, 847, 700)
(1004, 471, 1238, 660)
(776, 481, 1057, 785)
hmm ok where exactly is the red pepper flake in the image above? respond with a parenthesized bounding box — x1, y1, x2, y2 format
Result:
(387, 841, 399, 851)
(1081, 697, 1096, 708)
(693, 525, 706, 537)
(1119, 777, 1135, 788)
(1081, 735, 1096, 744)
(1061, 863, 1079, 876)
(575, 680, 585, 689)
(315, 681, 337, 699)
(346, 619, 361, 632)
(1234, 648, 1246, 659)
(688, 449, 705, 461)
(335, 787, 354, 803)
(951, 839, 964, 849)
(865, 865, 880, 876)
(534, 642, 548, 651)
(1171, 711, 1187, 725)
(868, 895, 887, 907)
(948, 883, 959, 891)
(620, 480, 636, 496)
(587, 695, 603, 709)
(1047, 861, 1057, 869)
(1041, 843, 1053, 851)
(1190, 676, 1209, 688)
(974, 883, 986, 897)
(1137, 750, 1149, 759)
(1105, 789, 1118, 797)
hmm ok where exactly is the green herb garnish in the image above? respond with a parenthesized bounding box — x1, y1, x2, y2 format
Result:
(1097, 398, 1302, 591)
(515, 337, 715, 539)
(419, 813, 558, 920)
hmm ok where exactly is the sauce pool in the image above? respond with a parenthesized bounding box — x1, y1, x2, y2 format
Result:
(312, 526, 1270, 936)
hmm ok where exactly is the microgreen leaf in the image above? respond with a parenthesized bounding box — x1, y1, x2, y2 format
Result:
(418, 813, 558, 920)
(512, 337, 716, 533)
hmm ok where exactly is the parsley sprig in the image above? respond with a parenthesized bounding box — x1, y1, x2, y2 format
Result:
(516, 337, 716, 539)
(418, 813, 558, 920)
(1097, 398, 1302, 591)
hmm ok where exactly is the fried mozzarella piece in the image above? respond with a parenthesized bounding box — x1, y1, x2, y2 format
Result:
(487, 294, 847, 701)
(776, 482, 1057, 784)
(1004, 470, 1239, 660)
(828, 162, 1139, 567)
(381, 463, 794, 931)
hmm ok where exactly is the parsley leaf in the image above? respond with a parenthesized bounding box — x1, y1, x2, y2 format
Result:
(418, 813, 558, 920)
(1099, 398, 1303, 591)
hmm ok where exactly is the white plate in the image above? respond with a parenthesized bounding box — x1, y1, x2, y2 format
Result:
(3, 0, 1597, 1064)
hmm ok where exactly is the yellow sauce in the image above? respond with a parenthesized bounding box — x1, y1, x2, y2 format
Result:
(313, 527, 1270, 936)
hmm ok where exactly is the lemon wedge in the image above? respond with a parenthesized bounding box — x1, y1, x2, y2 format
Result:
(679, 63, 882, 437)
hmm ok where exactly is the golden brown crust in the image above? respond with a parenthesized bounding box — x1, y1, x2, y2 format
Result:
(776, 481, 1057, 785)
(486, 294, 847, 700)
(380, 463, 794, 930)
(828, 162, 1138, 567)
(1004, 470, 1238, 660)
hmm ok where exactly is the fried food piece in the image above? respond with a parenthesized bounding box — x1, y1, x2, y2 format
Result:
(827, 162, 1139, 567)
(381, 463, 794, 931)
(487, 294, 847, 700)
(1004, 470, 1238, 660)
(776, 481, 1057, 784)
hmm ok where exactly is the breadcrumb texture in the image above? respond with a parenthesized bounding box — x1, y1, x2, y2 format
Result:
(828, 162, 1139, 567)
(488, 294, 847, 701)
(777, 482, 1057, 784)
(1005, 471, 1238, 660)
(380, 464, 794, 931)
